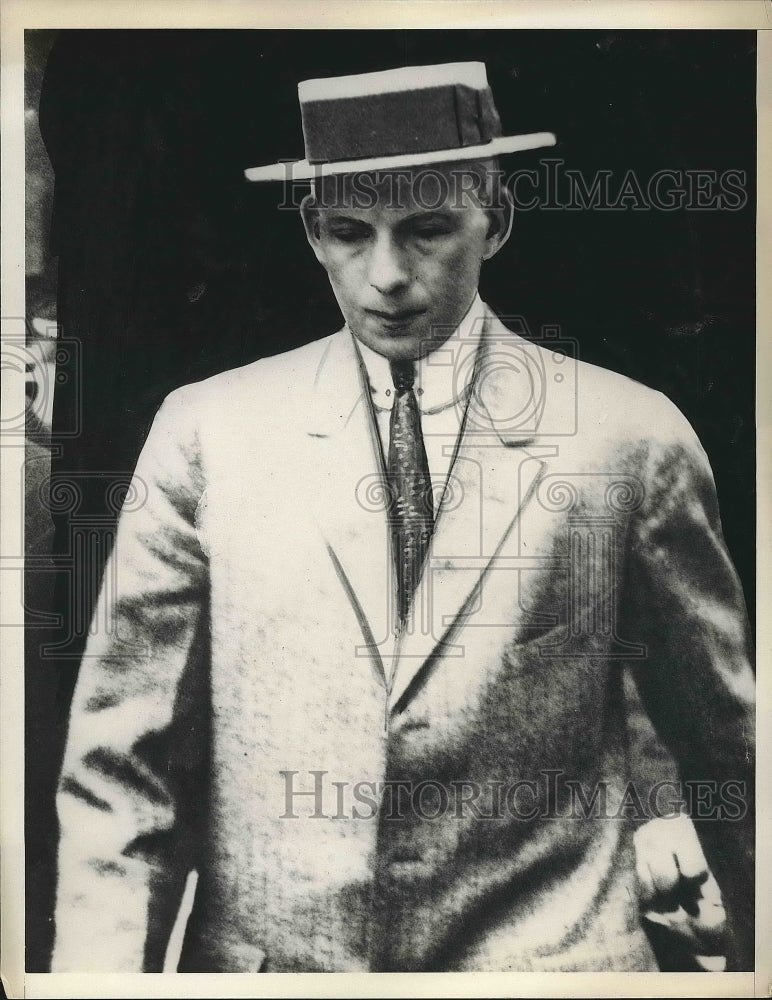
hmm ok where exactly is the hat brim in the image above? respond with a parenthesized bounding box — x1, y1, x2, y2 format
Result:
(244, 131, 556, 182)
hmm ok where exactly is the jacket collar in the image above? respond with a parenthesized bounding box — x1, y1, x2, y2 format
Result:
(355, 293, 486, 416)
(306, 303, 541, 446)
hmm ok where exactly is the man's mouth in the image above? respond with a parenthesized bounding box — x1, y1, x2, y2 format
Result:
(366, 308, 426, 329)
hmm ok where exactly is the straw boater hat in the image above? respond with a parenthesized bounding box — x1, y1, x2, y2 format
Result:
(244, 61, 556, 182)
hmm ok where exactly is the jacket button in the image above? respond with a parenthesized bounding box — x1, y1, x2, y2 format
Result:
(400, 717, 430, 732)
(389, 850, 423, 865)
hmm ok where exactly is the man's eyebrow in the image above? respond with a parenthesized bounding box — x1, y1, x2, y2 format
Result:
(400, 209, 456, 222)
(322, 213, 372, 226)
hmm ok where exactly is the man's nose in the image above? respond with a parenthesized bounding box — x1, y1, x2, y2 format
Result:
(368, 234, 410, 295)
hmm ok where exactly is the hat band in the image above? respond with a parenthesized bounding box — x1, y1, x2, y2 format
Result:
(300, 84, 502, 165)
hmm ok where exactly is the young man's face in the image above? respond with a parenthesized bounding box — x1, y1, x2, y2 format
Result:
(302, 162, 511, 361)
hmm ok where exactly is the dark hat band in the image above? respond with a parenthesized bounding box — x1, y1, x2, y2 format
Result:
(301, 84, 502, 165)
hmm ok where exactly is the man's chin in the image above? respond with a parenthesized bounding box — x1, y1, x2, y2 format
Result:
(352, 320, 448, 361)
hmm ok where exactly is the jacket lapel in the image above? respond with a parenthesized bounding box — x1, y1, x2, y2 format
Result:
(304, 330, 393, 689)
(387, 312, 553, 712)
(386, 445, 548, 713)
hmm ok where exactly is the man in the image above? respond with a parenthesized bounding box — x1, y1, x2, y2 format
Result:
(52, 62, 754, 972)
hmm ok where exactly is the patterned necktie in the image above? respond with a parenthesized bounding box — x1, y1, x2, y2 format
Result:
(388, 359, 434, 628)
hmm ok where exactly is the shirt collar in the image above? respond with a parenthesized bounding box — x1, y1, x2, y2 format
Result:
(353, 293, 486, 414)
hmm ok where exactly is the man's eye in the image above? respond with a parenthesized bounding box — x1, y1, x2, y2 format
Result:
(412, 225, 450, 239)
(330, 228, 368, 243)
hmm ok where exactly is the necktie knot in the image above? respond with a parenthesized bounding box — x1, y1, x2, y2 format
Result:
(390, 359, 416, 394)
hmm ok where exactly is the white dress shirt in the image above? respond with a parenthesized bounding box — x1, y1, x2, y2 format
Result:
(354, 293, 486, 502)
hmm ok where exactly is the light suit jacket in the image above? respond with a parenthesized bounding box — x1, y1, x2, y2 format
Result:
(53, 307, 755, 972)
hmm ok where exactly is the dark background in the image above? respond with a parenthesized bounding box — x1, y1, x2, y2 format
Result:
(24, 29, 756, 972)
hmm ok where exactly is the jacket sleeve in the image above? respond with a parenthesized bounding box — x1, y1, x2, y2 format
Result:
(621, 394, 755, 971)
(51, 386, 210, 972)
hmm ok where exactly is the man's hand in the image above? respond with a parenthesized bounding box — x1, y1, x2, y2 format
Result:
(634, 814, 727, 971)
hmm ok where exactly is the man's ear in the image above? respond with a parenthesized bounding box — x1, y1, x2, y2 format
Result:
(300, 193, 326, 266)
(481, 186, 515, 261)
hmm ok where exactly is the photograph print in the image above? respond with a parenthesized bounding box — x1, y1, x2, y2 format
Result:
(20, 27, 756, 976)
